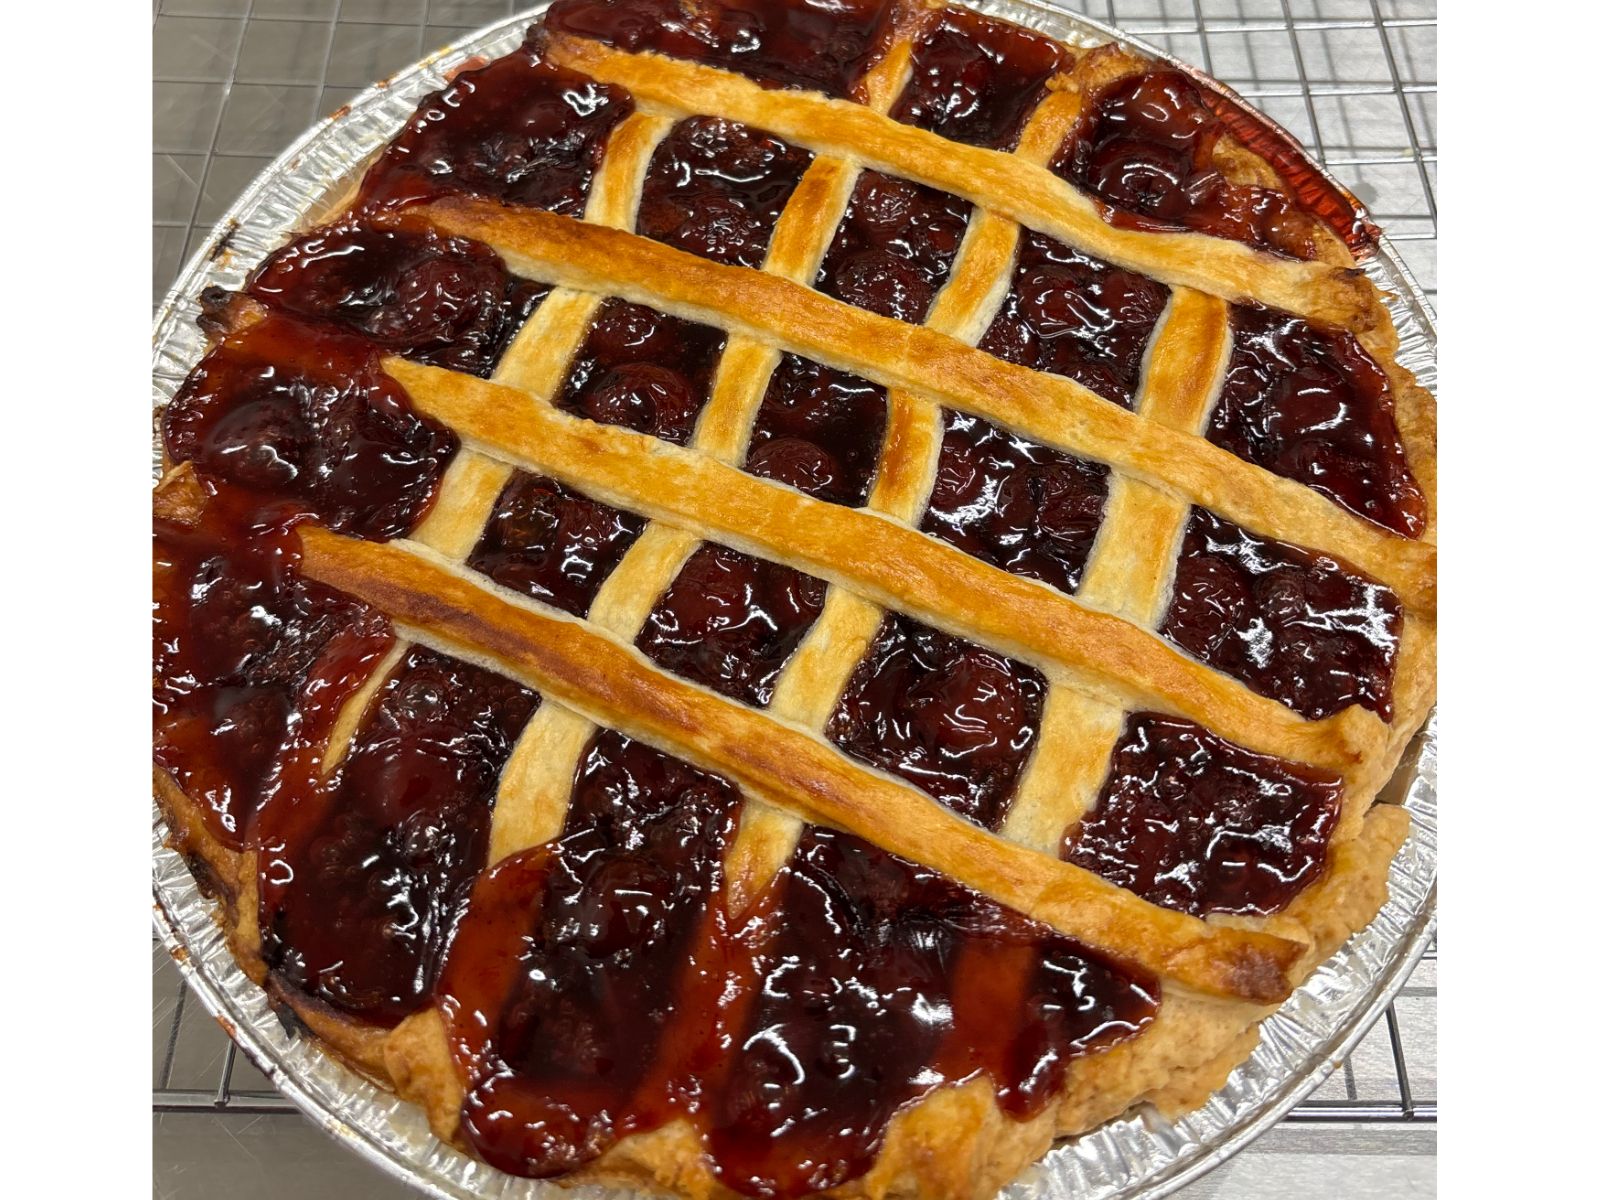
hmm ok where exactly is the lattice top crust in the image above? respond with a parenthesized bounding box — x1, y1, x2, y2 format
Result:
(151, 3, 1436, 1198)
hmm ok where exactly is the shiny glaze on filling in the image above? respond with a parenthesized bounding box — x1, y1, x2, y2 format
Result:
(162, 315, 458, 541)
(828, 614, 1047, 829)
(244, 220, 550, 379)
(258, 647, 540, 1026)
(813, 170, 971, 323)
(467, 471, 646, 617)
(1161, 508, 1401, 721)
(636, 543, 827, 707)
(979, 229, 1169, 410)
(546, 0, 895, 98)
(922, 409, 1109, 595)
(637, 116, 814, 268)
(356, 43, 633, 215)
(1053, 63, 1322, 260)
(1209, 304, 1425, 537)
(744, 352, 887, 506)
(554, 298, 727, 443)
(1065, 713, 1342, 916)
(891, 6, 1071, 150)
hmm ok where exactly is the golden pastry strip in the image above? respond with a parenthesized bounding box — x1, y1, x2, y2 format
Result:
(544, 31, 1378, 328)
(298, 523, 1301, 1004)
(412, 198, 1435, 612)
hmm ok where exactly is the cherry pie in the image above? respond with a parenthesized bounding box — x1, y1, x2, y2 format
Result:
(152, 2, 1436, 1197)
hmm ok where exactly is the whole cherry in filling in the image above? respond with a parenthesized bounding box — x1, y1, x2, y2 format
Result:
(546, 0, 896, 99)
(636, 116, 813, 268)
(555, 298, 726, 443)
(980, 229, 1168, 409)
(922, 409, 1109, 595)
(245, 220, 550, 379)
(743, 352, 887, 506)
(813, 171, 972, 323)
(1209, 304, 1426, 537)
(1052, 63, 1321, 261)
(708, 827, 1158, 1197)
(890, 6, 1071, 150)
(162, 315, 458, 541)
(153, 481, 395, 851)
(635, 542, 827, 708)
(356, 45, 633, 214)
(441, 730, 742, 1177)
(1064, 713, 1342, 916)
(1161, 508, 1401, 721)
(827, 614, 1046, 829)
(467, 471, 646, 617)
(258, 646, 539, 1027)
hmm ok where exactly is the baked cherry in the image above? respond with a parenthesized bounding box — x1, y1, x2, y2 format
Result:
(743, 352, 887, 506)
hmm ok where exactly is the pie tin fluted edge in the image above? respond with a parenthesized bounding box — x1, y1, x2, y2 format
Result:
(150, 4, 1439, 1198)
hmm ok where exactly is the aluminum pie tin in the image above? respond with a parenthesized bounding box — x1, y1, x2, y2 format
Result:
(150, 3, 1439, 1197)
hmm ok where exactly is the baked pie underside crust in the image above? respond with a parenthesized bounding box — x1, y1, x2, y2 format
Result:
(151, 3, 1437, 1198)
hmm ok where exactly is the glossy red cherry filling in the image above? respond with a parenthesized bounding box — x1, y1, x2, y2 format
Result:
(443, 729, 742, 1178)
(1209, 305, 1426, 537)
(637, 116, 814, 268)
(546, 0, 895, 99)
(154, 486, 395, 851)
(743, 352, 887, 506)
(813, 171, 971, 323)
(244, 221, 550, 379)
(258, 647, 539, 1026)
(979, 229, 1168, 409)
(709, 827, 1158, 1197)
(1161, 508, 1401, 721)
(635, 543, 827, 708)
(555, 298, 727, 443)
(890, 6, 1071, 150)
(921, 409, 1109, 595)
(162, 315, 458, 541)
(1064, 713, 1342, 916)
(356, 45, 633, 214)
(827, 614, 1047, 829)
(467, 471, 646, 618)
(1052, 65, 1321, 261)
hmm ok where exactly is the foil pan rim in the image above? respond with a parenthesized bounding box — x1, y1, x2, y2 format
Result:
(151, 5, 1438, 1198)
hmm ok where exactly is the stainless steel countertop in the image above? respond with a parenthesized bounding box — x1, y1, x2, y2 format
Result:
(151, 2, 1437, 1195)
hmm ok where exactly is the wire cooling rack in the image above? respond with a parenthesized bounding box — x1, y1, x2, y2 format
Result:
(152, 0, 1437, 1193)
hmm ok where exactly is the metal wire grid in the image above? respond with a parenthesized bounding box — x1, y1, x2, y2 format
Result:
(150, 0, 1438, 1146)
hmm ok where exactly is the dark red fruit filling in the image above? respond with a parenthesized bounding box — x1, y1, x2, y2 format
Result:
(744, 352, 887, 506)
(546, 0, 895, 98)
(162, 315, 457, 541)
(890, 7, 1071, 150)
(637, 116, 813, 268)
(708, 828, 1158, 1197)
(1161, 508, 1401, 721)
(813, 170, 971, 323)
(258, 647, 539, 1026)
(442, 730, 742, 1177)
(1209, 304, 1426, 537)
(635, 543, 826, 707)
(979, 229, 1168, 409)
(1052, 66, 1321, 261)
(467, 471, 646, 617)
(827, 614, 1046, 829)
(154, 487, 395, 851)
(245, 220, 550, 379)
(555, 298, 726, 443)
(921, 409, 1109, 595)
(1065, 713, 1342, 916)
(356, 46, 633, 215)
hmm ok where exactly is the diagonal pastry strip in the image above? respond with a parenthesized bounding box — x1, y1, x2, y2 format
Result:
(543, 31, 1378, 329)
(408, 198, 1435, 613)
(297, 522, 1302, 1004)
